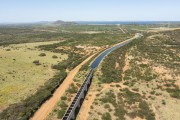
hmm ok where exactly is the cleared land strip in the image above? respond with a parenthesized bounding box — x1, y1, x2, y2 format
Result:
(119, 27, 126, 33)
(31, 54, 96, 120)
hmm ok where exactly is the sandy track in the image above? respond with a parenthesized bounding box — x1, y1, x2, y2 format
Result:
(77, 83, 115, 120)
(119, 27, 126, 33)
(78, 91, 98, 120)
(31, 54, 95, 120)
(77, 84, 110, 120)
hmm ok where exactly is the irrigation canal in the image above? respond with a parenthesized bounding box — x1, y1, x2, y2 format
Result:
(62, 33, 142, 120)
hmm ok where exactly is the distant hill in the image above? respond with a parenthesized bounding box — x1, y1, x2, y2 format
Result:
(52, 20, 77, 25)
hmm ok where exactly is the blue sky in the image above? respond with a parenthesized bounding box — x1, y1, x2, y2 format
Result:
(0, 0, 180, 23)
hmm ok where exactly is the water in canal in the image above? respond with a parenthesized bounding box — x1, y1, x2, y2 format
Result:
(90, 40, 132, 69)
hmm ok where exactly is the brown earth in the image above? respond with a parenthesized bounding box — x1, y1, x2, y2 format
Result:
(77, 91, 98, 120)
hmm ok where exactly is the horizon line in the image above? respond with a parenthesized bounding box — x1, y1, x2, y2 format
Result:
(1, 20, 180, 24)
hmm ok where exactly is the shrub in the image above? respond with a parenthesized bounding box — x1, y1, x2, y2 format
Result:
(123, 81, 129, 85)
(108, 108, 112, 112)
(59, 101, 68, 108)
(57, 109, 66, 119)
(6, 49, 11, 51)
(132, 88, 139, 92)
(61, 96, 67, 101)
(39, 53, 46, 57)
(162, 99, 166, 105)
(104, 104, 110, 109)
(166, 87, 180, 99)
(52, 55, 58, 59)
(101, 112, 111, 120)
(150, 91, 155, 95)
(33, 60, 41, 65)
(66, 83, 78, 94)
(138, 101, 155, 120)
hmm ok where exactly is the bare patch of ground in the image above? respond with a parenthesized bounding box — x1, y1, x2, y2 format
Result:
(77, 91, 98, 120)
(119, 27, 126, 34)
(33, 29, 58, 33)
(147, 27, 180, 33)
(76, 45, 101, 54)
(115, 62, 119, 69)
(77, 31, 104, 34)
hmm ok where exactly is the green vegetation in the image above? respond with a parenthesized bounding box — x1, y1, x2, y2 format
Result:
(0, 25, 99, 119)
(0, 41, 68, 112)
(101, 112, 111, 120)
(0, 25, 131, 46)
(52, 55, 58, 59)
(166, 87, 180, 99)
(47, 81, 80, 119)
(100, 36, 144, 83)
(97, 88, 155, 120)
(39, 53, 46, 56)
(61, 96, 67, 101)
(0, 41, 84, 119)
(135, 30, 180, 69)
(99, 90, 126, 120)
(51, 52, 86, 71)
(57, 109, 66, 119)
(33, 60, 41, 65)
(2, 24, 179, 120)
(121, 89, 155, 120)
(87, 29, 180, 120)
(0, 70, 67, 120)
(66, 83, 78, 94)
(101, 49, 124, 83)
(0, 26, 63, 45)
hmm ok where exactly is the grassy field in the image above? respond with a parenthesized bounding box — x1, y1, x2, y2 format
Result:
(0, 41, 68, 111)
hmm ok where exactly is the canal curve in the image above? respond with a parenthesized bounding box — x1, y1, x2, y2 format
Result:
(91, 33, 142, 69)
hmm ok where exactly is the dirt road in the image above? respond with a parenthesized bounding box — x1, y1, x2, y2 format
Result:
(31, 54, 96, 120)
